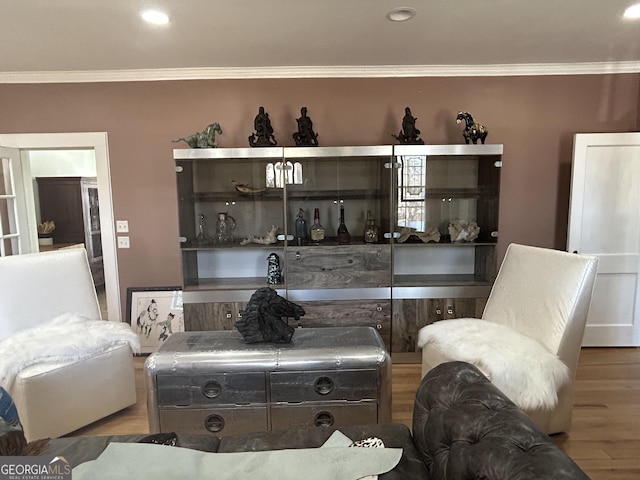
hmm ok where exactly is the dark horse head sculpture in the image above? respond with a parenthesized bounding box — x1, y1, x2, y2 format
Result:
(456, 112, 488, 145)
(235, 287, 305, 343)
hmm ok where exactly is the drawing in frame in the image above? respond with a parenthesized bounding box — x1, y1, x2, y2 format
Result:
(126, 286, 184, 353)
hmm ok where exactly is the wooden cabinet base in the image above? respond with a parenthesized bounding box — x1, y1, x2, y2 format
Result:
(392, 297, 487, 353)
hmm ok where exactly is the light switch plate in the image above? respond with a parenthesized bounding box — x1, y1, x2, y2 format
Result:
(116, 220, 129, 233)
(117, 236, 130, 248)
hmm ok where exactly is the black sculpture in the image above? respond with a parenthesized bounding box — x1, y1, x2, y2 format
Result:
(292, 107, 319, 146)
(249, 106, 278, 147)
(393, 107, 424, 145)
(235, 287, 305, 343)
(173, 122, 222, 148)
(456, 111, 488, 144)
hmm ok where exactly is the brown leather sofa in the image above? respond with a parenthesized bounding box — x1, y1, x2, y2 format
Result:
(21, 362, 590, 479)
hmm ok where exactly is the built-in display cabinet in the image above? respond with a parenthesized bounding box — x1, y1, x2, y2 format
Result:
(174, 144, 502, 353)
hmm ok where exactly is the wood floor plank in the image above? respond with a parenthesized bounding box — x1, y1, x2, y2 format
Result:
(67, 347, 640, 478)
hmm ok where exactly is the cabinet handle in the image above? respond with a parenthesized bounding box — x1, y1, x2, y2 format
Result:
(226, 313, 232, 319)
(435, 308, 442, 315)
(314, 376, 335, 395)
(204, 414, 225, 433)
(447, 307, 454, 315)
(376, 324, 382, 330)
(376, 306, 383, 312)
(314, 411, 335, 427)
(202, 380, 222, 399)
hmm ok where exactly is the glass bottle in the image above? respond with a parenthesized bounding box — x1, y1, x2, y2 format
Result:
(337, 205, 351, 244)
(363, 210, 379, 244)
(215, 212, 236, 244)
(195, 214, 214, 246)
(294, 208, 308, 246)
(310, 208, 325, 244)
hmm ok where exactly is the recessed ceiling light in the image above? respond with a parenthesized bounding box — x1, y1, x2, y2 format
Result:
(140, 9, 170, 25)
(386, 7, 417, 22)
(624, 3, 640, 18)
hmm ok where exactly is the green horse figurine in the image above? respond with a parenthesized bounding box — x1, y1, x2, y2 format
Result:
(173, 122, 222, 148)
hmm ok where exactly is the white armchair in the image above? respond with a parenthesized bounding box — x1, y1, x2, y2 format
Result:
(418, 243, 598, 434)
(0, 248, 138, 442)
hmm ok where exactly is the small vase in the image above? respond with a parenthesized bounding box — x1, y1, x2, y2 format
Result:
(363, 210, 379, 244)
(38, 234, 53, 246)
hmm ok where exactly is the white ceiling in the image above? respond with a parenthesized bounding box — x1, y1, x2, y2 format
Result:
(2, 0, 640, 83)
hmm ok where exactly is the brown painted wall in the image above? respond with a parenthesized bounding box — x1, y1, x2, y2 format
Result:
(0, 74, 638, 318)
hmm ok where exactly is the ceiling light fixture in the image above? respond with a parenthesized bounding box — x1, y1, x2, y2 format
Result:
(386, 7, 417, 22)
(624, 3, 640, 18)
(140, 9, 170, 25)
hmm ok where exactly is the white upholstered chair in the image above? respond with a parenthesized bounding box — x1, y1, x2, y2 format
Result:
(418, 243, 598, 434)
(0, 248, 138, 442)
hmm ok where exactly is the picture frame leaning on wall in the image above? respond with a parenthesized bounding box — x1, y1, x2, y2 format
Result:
(126, 286, 183, 353)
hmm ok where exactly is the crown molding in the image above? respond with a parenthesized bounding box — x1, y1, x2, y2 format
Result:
(1, 61, 640, 84)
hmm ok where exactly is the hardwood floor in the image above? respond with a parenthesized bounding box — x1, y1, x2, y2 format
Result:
(69, 347, 640, 479)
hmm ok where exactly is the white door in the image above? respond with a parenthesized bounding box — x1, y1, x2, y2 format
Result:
(568, 132, 640, 346)
(0, 146, 31, 256)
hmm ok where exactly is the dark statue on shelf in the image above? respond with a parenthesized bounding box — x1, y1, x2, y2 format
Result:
(392, 107, 424, 145)
(235, 287, 305, 343)
(292, 107, 319, 146)
(173, 122, 222, 148)
(456, 111, 488, 144)
(249, 106, 278, 147)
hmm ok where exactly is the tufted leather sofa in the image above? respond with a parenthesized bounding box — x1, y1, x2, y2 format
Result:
(34, 361, 588, 479)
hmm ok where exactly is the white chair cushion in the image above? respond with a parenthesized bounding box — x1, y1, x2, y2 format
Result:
(417, 318, 570, 410)
(0, 313, 139, 391)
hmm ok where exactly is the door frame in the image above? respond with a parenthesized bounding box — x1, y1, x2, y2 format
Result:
(0, 132, 121, 322)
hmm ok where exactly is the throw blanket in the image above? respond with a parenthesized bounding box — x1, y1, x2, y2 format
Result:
(0, 313, 140, 391)
(417, 318, 570, 410)
(73, 431, 402, 480)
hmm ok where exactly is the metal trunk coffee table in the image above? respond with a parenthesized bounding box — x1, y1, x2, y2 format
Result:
(145, 326, 391, 436)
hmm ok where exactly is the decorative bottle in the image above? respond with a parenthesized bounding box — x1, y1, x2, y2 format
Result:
(363, 210, 379, 244)
(310, 208, 325, 244)
(195, 214, 214, 246)
(215, 212, 236, 244)
(337, 205, 351, 244)
(294, 208, 308, 246)
(267, 252, 283, 285)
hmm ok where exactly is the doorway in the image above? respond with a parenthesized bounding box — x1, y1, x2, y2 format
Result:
(0, 132, 121, 322)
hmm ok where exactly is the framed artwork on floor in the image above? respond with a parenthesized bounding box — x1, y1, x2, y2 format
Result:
(126, 286, 184, 353)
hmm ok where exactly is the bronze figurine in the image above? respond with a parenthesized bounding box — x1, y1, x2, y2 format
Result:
(393, 107, 424, 145)
(456, 111, 488, 144)
(249, 106, 278, 147)
(292, 107, 318, 146)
